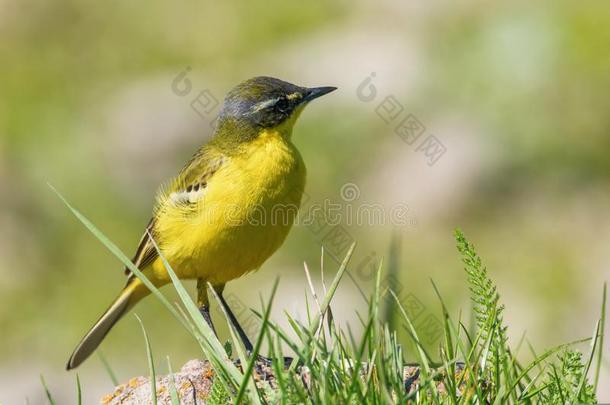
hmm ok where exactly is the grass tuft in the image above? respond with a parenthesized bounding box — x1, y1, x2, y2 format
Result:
(51, 189, 606, 404)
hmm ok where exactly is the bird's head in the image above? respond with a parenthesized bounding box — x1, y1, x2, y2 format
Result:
(216, 76, 336, 141)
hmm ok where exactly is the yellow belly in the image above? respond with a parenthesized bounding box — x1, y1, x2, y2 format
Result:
(151, 131, 306, 286)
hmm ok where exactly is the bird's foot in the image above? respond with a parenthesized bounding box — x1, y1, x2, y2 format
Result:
(242, 352, 297, 369)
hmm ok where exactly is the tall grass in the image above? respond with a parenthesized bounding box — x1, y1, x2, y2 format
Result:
(46, 189, 606, 404)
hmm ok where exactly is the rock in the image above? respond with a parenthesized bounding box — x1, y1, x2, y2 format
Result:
(101, 359, 215, 405)
(101, 358, 436, 404)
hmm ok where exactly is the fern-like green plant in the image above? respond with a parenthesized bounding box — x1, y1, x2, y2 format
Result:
(207, 375, 231, 405)
(455, 229, 509, 392)
(541, 349, 597, 404)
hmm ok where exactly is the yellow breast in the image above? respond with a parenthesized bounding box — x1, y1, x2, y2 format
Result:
(152, 130, 306, 285)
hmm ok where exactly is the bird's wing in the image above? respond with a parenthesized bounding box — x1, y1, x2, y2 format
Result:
(164, 147, 227, 207)
(123, 218, 158, 279)
(124, 147, 227, 281)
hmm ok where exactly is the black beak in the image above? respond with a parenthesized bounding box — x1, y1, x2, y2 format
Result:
(303, 86, 337, 102)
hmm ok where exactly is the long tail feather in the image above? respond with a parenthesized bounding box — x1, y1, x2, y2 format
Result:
(66, 279, 147, 370)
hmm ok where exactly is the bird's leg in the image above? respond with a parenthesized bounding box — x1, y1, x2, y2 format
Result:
(214, 286, 296, 368)
(214, 286, 254, 353)
(197, 278, 217, 337)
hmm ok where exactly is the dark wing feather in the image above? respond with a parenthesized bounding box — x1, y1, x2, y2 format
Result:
(173, 148, 226, 195)
(124, 218, 158, 281)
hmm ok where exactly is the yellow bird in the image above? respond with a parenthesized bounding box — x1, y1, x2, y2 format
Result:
(66, 77, 336, 369)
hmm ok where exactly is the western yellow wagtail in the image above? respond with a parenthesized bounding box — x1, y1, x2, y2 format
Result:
(66, 77, 336, 369)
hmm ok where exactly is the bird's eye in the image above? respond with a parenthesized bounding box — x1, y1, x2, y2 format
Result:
(275, 97, 289, 113)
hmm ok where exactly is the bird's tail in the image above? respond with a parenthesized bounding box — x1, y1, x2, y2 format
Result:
(66, 278, 149, 370)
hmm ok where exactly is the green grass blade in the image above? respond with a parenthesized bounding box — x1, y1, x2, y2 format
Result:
(383, 231, 401, 330)
(97, 351, 119, 386)
(391, 289, 442, 403)
(49, 186, 241, 395)
(135, 314, 157, 405)
(550, 364, 566, 404)
(573, 320, 600, 403)
(594, 282, 606, 390)
(430, 279, 459, 404)
(391, 289, 433, 372)
(208, 284, 249, 366)
(145, 231, 247, 397)
(76, 374, 82, 405)
(526, 338, 544, 374)
(208, 284, 263, 405)
(522, 382, 553, 402)
(517, 364, 547, 402)
(146, 233, 239, 363)
(308, 242, 355, 335)
(253, 312, 304, 360)
(49, 185, 189, 331)
(52, 183, 229, 388)
(39, 375, 56, 405)
(234, 280, 280, 404)
(266, 334, 289, 403)
(345, 313, 376, 403)
(166, 356, 180, 405)
(505, 337, 591, 397)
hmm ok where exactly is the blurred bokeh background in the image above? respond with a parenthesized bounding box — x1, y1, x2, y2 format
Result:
(1, 0, 609, 402)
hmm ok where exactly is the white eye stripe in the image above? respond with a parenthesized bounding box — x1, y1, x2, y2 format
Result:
(248, 97, 280, 114)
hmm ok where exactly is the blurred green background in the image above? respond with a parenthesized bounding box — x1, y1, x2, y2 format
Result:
(1, 0, 609, 402)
